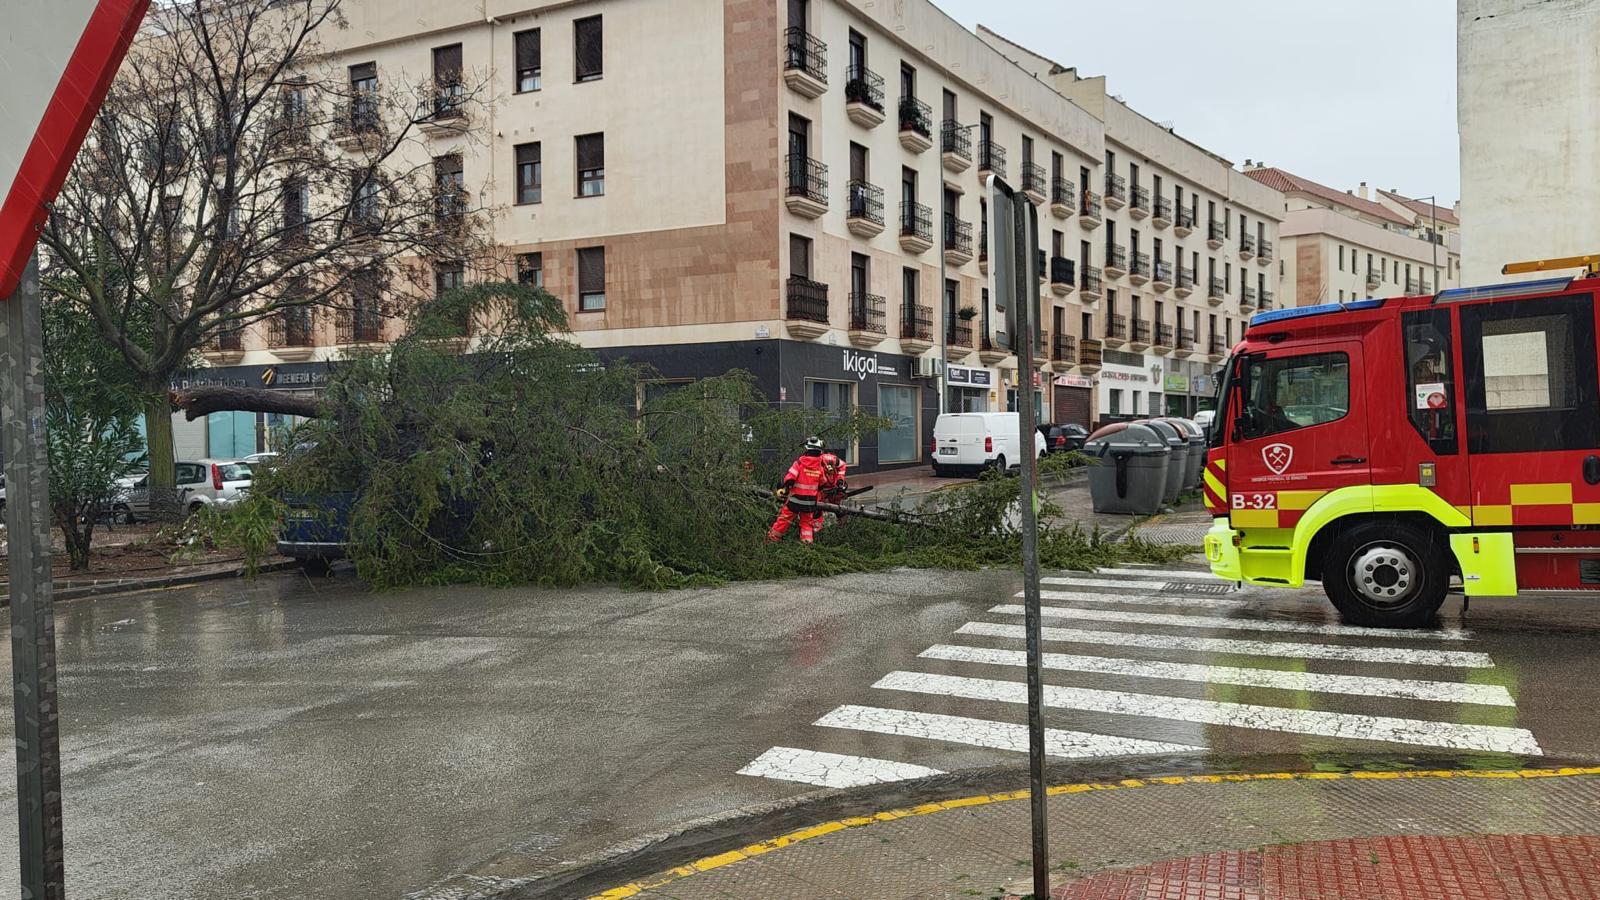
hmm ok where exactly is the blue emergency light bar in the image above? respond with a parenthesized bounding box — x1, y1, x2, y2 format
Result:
(1248, 299, 1384, 328)
(1432, 276, 1574, 304)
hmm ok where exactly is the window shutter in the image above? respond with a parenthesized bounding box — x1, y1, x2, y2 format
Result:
(576, 133, 604, 171)
(575, 16, 603, 79)
(579, 247, 605, 293)
(433, 44, 462, 86)
(515, 29, 540, 71)
(516, 142, 540, 168)
(350, 62, 376, 83)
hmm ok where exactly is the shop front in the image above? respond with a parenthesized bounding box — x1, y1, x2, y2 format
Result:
(1052, 373, 1094, 428)
(1095, 356, 1165, 426)
(946, 363, 996, 413)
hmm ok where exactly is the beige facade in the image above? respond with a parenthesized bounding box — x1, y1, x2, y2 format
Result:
(1243, 166, 1460, 310)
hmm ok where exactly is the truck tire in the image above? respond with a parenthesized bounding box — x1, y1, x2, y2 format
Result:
(1322, 520, 1449, 628)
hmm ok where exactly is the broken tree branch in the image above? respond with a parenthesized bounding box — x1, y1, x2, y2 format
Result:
(170, 385, 323, 420)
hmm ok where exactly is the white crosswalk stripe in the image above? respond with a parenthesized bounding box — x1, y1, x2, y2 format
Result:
(873, 670, 1542, 755)
(1029, 590, 1257, 610)
(736, 747, 944, 788)
(988, 604, 1473, 642)
(813, 705, 1203, 757)
(958, 621, 1495, 667)
(918, 644, 1515, 706)
(1089, 567, 1213, 579)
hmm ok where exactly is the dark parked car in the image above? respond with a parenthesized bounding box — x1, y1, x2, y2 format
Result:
(1039, 423, 1089, 454)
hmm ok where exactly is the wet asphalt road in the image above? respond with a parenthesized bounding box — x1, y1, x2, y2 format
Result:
(0, 564, 1598, 899)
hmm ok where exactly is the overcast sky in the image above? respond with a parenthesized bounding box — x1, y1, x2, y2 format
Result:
(932, 0, 1459, 204)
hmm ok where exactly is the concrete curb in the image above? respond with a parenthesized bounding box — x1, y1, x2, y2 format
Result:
(493, 751, 1600, 900)
(0, 559, 300, 605)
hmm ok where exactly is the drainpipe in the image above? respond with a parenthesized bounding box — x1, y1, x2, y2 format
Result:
(937, 183, 948, 415)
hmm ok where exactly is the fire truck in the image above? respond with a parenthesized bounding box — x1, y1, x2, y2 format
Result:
(1203, 255, 1600, 627)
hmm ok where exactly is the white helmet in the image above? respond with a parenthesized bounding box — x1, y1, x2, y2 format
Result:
(804, 436, 825, 452)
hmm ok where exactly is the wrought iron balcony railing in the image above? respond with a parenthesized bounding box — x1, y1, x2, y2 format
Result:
(786, 274, 828, 322)
(785, 154, 827, 204)
(783, 28, 827, 83)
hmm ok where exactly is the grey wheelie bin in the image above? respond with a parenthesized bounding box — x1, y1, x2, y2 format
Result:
(1160, 417, 1206, 492)
(1083, 422, 1170, 515)
(1140, 419, 1188, 506)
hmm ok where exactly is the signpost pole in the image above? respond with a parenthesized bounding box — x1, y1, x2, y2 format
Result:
(1, 253, 66, 900)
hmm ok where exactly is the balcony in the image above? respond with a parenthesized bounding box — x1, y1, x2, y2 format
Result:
(844, 64, 886, 128)
(1241, 285, 1257, 312)
(901, 303, 934, 354)
(783, 28, 828, 98)
(1080, 265, 1103, 301)
(267, 311, 317, 361)
(1021, 162, 1048, 204)
(1209, 334, 1227, 363)
(943, 215, 973, 266)
(1366, 268, 1382, 289)
(1050, 256, 1076, 296)
(1103, 244, 1128, 280)
(419, 83, 469, 138)
(1174, 266, 1195, 298)
(941, 121, 972, 173)
(1129, 251, 1151, 286)
(1104, 313, 1127, 348)
(1129, 185, 1150, 220)
(845, 180, 885, 237)
(1153, 197, 1173, 230)
(978, 140, 1006, 179)
(1050, 178, 1075, 218)
(784, 154, 828, 218)
(1152, 260, 1173, 292)
(946, 321, 975, 361)
(899, 200, 933, 254)
(1174, 208, 1194, 238)
(1207, 220, 1225, 250)
(1208, 277, 1226, 306)
(1031, 332, 1049, 365)
(1078, 190, 1103, 230)
(1051, 333, 1077, 372)
(1130, 318, 1151, 351)
(205, 328, 246, 365)
(979, 333, 1010, 366)
(785, 274, 829, 339)
(331, 100, 383, 151)
(1154, 322, 1174, 355)
(335, 308, 384, 348)
(1406, 277, 1422, 295)
(1257, 237, 1273, 265)
(1239, 232, 1257, 262)
(848, 291, 887, 347)
(1260, 289, 1275, 310)
(1174, 328, 1196, 359)
(1104, 173, 1127, 210)
(1079, 338, 1104, 374)
(897, 96, 933, 153)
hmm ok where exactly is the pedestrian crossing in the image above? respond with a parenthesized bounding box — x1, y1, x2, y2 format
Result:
(737, 564, 1539, 789)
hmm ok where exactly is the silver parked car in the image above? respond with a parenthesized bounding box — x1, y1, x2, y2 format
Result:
(108, 460, 254, 520)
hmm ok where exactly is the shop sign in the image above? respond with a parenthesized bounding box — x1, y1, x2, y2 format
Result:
(1164, 374, 1190, 392)
(948, 365, 993, 387)
(842, 349, 899, 381)
(1054, 374, 1094, 389)
(1098, 369, 1150, 384)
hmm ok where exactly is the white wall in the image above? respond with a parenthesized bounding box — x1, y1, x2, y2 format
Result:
(1459, 0, 1600, 283)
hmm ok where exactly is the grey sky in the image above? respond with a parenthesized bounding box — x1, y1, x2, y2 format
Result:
(932, 0, 1459, 204)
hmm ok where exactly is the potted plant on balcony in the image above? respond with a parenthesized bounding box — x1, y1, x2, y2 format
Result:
(958, 306, 978, 321)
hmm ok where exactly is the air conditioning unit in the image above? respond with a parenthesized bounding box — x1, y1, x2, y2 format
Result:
(915, 356, 945, 379)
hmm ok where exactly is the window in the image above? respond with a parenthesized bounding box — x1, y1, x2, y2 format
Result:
(435, 261, 464, 297)
(1109, 389, 1122, 415)
(574, 15, 603, 81)
(283, 178, 310, 240)
(1461, 294, 1600, 453)
(351, 172, 379, 229)
(1403, 308, 1457, 454)
(1338, 245, 1345, 271)
(576, 133, 605, 197)
(349, 62, 378, 128)
(577, 246, 606, 310)
(790, 234, 812, 278)
(517, 252, 543, 288)
(878, 384, 919, 463)
(432, 44, 464, 116)
(515, 142, 541, 204)
(1239, 351, 1351, 440)
(434, 153, 464, 220)
(900, 61, 915, 98)
(515, 29, 541, 92)
(808, 380, 856, 464)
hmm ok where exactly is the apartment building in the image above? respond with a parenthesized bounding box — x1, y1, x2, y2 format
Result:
(1459, 0, 1600, 284)
(1242, 166, 1461, 310)
(977, 28, 1283, 419)
(187, 0, 1114, 472)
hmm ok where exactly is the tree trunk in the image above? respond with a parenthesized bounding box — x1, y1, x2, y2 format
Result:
(58, 511, 92, 572)
(143, 391, 177, 489)
(170, 385, 322, 421)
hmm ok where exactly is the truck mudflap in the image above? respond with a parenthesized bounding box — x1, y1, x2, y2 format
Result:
(1204, 517, 1242, 582)
(1449, 532, 1517, 596)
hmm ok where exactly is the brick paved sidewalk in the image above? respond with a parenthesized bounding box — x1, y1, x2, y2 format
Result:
(579, 768, 1600, 900)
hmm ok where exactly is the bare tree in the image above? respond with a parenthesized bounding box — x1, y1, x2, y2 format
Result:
(41, 0, 487, 493)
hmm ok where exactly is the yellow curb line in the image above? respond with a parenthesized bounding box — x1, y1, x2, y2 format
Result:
(587, 766, 1600, 898)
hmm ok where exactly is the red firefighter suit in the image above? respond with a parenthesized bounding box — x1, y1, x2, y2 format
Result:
(768, 450, 835, 543)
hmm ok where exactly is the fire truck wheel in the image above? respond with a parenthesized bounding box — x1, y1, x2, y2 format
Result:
(1323, 521, 1449, 628)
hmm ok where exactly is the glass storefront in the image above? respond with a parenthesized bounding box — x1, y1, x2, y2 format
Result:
(877, 385, 919, 463)
(808, 379, 856, 463)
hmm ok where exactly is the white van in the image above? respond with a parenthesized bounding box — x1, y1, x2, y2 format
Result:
(930, 412, 1046, 476)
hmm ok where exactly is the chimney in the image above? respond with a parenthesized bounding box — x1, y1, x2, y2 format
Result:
(1245, 159, 1252, 167)
(1358, 181, 1369, 200)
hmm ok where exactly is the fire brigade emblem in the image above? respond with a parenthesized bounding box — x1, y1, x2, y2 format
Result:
(1262, 442, 1294, 475)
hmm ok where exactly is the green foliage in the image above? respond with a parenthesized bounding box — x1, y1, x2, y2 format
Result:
(39, 285, 148, 569)
(217, 281, 1185, 588)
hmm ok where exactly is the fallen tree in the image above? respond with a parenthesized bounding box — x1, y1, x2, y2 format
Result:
(172, 385, 321, 421)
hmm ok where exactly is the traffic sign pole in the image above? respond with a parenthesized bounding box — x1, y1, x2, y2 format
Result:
(1, 252, 66, 900)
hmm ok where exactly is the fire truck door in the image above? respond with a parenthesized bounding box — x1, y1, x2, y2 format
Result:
(1458, 291, 1600, 527)
(1225, 342, 1369, 529)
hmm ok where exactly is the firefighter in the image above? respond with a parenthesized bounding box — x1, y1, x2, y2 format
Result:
(812, 449, 849, 533)
(768, 436, 829, 544)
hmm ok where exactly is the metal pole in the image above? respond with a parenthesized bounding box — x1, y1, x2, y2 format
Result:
(1010, 197, 1049, 900)
(1, 253, 66, 900)
(937, 173, 949, 416)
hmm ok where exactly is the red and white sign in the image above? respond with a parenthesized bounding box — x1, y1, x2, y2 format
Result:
(0, 0, 150, 298)
(1262, 442, 1294, 476)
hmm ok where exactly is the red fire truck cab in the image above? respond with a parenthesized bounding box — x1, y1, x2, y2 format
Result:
(1203, 263, 1600, 627)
